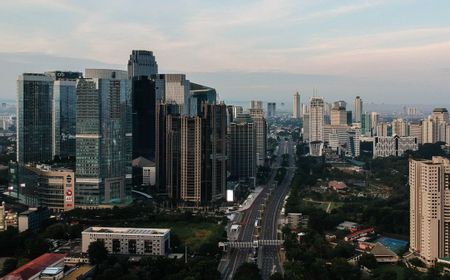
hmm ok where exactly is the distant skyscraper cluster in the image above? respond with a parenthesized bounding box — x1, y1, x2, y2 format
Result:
(15, 50, 267, 209)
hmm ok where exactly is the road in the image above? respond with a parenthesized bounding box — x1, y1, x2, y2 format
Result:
(221, 139, 296, 280)
(259, 138, 296, 279)
(221, 139, 288, 279)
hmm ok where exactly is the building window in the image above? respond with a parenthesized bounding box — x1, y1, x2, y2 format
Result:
(112, 239, 121, 254)
(128, 240, 136, 254)
(144, 240, 152, 254)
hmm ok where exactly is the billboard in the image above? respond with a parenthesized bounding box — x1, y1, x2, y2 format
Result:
(226, 189, 234, 202)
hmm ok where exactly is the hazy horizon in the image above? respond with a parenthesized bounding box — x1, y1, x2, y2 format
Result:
(1, 1, 449, 104)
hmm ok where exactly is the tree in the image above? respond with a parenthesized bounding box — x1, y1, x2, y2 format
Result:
(269, 272, 284, 280)
(88, 240, 108, 265)
(357, 253, 378, 269)
(1, 258, 17, 276)
(233, 263, 262, 280)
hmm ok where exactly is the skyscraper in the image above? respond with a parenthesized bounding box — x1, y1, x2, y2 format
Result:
(127, 50, 158, 79)
(251, 100, 263, 110)
(249, 108, 267, 166)
(153, 74, 190, 114)
(292, 92, 301, 119)
(187, 82, 217, 116)
(46, 71, 83, 159)
(17, 73, 54, 163)
(330, 103, 347, 126)
(180, 116, 202, 205)
(392, 118, 409, 137)
(267, 102, 276, 118)
(199, 103, 228, 201)
(156, 103, 227, 205)
(230, 114, 256, 182)
(309, 97, 324, 156)
(354, 96, 363, 123)
(409, 157, 450, 266)
(75, 69, 131, 207)
(131, 76, 157, 161)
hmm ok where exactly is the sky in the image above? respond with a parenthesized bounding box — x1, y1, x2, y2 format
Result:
(0, 0, 450, 106)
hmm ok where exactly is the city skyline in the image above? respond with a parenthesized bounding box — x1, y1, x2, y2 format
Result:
(0, 1, 450, 104)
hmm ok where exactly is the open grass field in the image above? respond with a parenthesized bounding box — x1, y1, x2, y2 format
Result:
(302, 198, 344, 213)
(142, 221, 223, 250)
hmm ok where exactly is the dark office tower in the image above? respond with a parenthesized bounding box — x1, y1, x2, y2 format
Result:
(187, 82, 217, 116)
(127, 50, 158, 79)
(156, 103, 181, 194)
(45, 71, 83, 159)
(131, 76, 156, 160)
(229, 113, 256, 182)
(199, 103, 228, 201)
(75, 69, 131, 208)
(267, 102, 276, 118)
(17, 73, 53, 163)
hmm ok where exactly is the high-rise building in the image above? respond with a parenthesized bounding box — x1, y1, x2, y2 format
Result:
(303, 114, 310, 142)
(361, 113, 372, 136)
(251, 100, 263, 110)
(309, 97, 324, 156)
(292, 92, 301, 119)
(231, 106, 243, 120)
(410, 123, 422, 144)
(156, 103, 227, 205)
(153, 74, 190, 114)
(376, 122, 389, 137)
(75, 69, 131, 208)
(180, 116, 202, 205)
(431, 108, 449, 143)
(330, 104, 347, 126)
(199, 103, 228, 201)
(409, 157, 450, 266)
(17, 73, 54, 163)
(392, 118, 409, 137)
(187, 82, 217, 116)
(267, 102, 276, 118)
(131, 76, 157, 161)
(354, 96, 363, 123)
(127, 50, 158, 79)
(156, 103, 181, 194)
(249, 108, 267, 166)
(46, 71, 83, 159)
(422, 116, 435, 144)
(230, 114, 256, 182)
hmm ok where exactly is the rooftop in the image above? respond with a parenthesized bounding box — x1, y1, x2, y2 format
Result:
(84, 227, 170, 236)
(2, 253, 65, 280)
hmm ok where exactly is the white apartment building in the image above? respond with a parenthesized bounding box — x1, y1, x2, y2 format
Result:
(373, 136, 418, 158)
(82, 227, 170, 256)
(309, 97, 324, 156)
(410, 157, 450, 266)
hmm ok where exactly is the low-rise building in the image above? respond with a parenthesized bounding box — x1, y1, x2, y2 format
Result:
(336, 221, 359, 231)
(2, 253, 65, 280)
(82, 227, 170, 256)
(20, 164, 75, 212)
(18, 207, 50, 232)
(328, 181, 347, 191)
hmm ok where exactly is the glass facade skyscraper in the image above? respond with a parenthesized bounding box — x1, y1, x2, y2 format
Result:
(46, 71, 83, 159)
(75, 69, 131, 207)
(127, 50, 158, 79)
(17, 73, 53, 163)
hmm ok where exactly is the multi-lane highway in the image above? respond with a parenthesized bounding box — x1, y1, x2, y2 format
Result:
(259, 139, 296, 279)
(221, 138, 296, 280)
